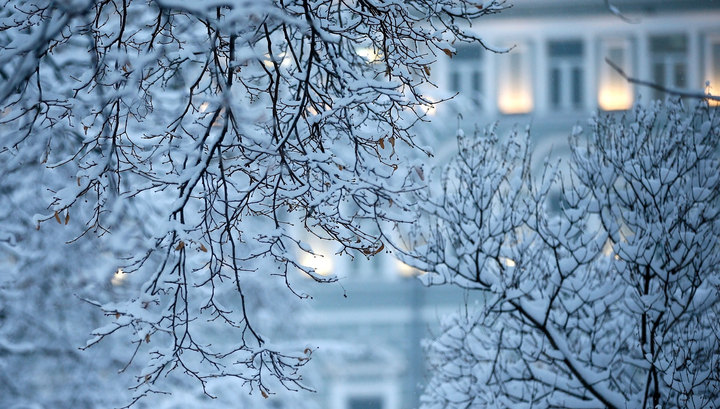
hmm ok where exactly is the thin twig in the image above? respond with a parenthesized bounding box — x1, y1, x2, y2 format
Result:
(604, 0, 640, 24)
(606, 58, 720, 102)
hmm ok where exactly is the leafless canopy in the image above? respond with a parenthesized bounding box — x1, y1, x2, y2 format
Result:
(405, 103, 720, 409)
(0, 0, 505, 403)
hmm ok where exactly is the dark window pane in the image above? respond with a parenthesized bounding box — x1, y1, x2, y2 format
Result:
(472, 71, 483, 108)
(572, 67, 583, 107)
(454, 44, 483, 61)
(510, 52, 521, 80)
(450, 71, 461, 91)
(549, 40, 583, 57)
(653, 62, 666, 100)
(653, 62, 666, 84)
(349, 397, 383, 409)
(650, 34, 687, 53)
(674, 62, 687, 88)
(608, 47, 624, 68)
(472, 71, 482, 92)
(550, 68, 561, 107)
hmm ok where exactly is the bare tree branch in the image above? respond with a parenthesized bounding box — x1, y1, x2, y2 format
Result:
(604, 0, 640, 24)
(606, 57, 720, 102)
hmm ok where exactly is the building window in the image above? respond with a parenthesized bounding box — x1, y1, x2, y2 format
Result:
(598, 38, 633, 111)
(330, 379, 399, 409)
(650, 34, 688, 101)
(447, 44, 484, 109)
(348, 396, 384, 409)
(548, 40, 584, 110)
(704, 34, 720, 106)
(497, 42, 533, 114)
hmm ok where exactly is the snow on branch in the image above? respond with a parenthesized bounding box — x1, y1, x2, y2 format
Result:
(0, 0, 507, 405)
(406, 103, 720, 409)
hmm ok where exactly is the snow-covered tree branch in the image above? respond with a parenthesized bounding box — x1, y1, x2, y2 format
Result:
(0, 0, 506, 404)
(406, 102, 720, 408)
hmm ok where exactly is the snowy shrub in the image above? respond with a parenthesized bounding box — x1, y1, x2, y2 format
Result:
(407, 102, 720, 408)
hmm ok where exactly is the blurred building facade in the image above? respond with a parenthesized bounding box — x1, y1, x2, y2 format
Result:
(301, 2, 720, 409)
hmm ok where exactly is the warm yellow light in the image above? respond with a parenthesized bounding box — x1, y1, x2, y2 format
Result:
(111, 268, 126, 286)
(500, 257, 516, 267)
(356, 47, 381, 63)
(199, 102, 210, 112)
(497, 45, 532, 114)
(598, 86, 633, 111)
(300, 246, 333, 277)
(263, 54, 274, 68)
(706, 81, 720, 107)
(395, 260, 419, 277)
(602, 239, 614, 257)
(421, 96, 438, 116)
(498, 91, 533, 114)
(263, 52, 290, 68)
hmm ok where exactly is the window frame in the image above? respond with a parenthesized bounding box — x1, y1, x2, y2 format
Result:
(446, 44, 485, 109)
(649, 33, 689, 100)
(703, 32, 720, 105)
(329, 379, 400, 409)
(598, 37, 634, 111)
(547, 39, 585, 111)
(497, 41, 533, 114)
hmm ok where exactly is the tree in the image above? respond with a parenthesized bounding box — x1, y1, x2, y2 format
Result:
(402, 102, 720, 408)
(0, 0, 507, 404)
(0, 98, 321, 409)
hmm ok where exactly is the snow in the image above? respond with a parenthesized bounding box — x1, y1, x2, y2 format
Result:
(415, 103, 720, 409)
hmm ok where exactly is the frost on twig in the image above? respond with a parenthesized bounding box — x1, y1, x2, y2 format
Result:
(408, 103, 720, 409)
(0, 0, 507, 404)
(604, 0, 640, 24)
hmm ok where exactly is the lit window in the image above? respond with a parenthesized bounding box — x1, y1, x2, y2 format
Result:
(111, 268, 126, 286)
(357, 47, 382, 63)
(446, 45, 484, 109)
(650, 34, 688, 101)
(704, 34, 720, 107)
(299, 240, 334, 277)
(395, 259, 424, 277)
(548, 40, 584, 110)
(498, 43, 533, 114)
(599, 38, 634, 111)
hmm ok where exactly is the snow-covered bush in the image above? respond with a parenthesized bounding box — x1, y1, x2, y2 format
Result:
(407, 102, 720, 408)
